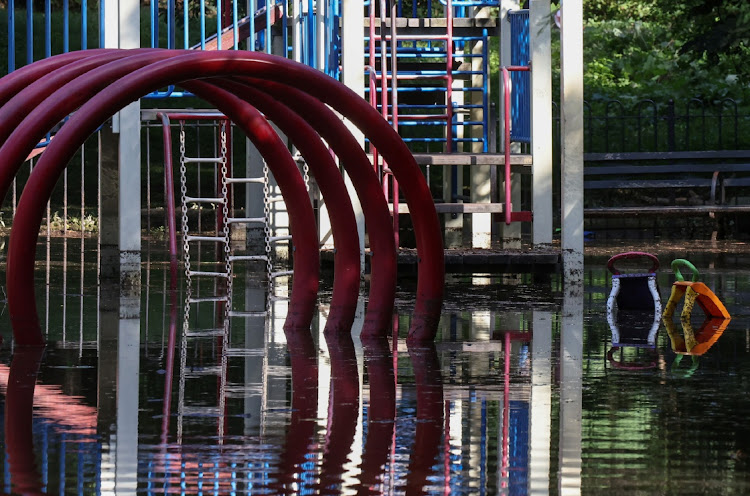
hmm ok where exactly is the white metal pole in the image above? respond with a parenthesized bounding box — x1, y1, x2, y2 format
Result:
(117, 0, 142, 288)
(529, 0, 553, 247)
(339, 0, 366, 271)
(559, 0, 584, 281)
(115, 295, 141, 495)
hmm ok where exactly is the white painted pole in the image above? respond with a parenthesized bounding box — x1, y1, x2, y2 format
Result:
(529, 0, 553, 247)
(340, 0, 366, 271)
(111, 0, 142, 288)
(559, 0, 584, 281)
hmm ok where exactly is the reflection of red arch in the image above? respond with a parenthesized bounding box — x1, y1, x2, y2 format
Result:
(0, 363, 97, 436)
(0, 49, 445, 345)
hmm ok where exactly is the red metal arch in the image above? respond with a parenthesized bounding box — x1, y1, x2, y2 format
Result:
(238, 78, 399, 337)
(183, 79, 361, 334)
(0, 51, 360, 337)
(1, 49, 444, 344)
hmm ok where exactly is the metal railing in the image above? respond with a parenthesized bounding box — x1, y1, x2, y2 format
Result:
(566, 97, 748, 153)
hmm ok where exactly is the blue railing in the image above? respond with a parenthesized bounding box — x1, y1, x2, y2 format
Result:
(509, 9, 531, 144)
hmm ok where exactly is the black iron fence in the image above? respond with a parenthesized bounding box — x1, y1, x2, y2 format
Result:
(553, 97, 750, 154)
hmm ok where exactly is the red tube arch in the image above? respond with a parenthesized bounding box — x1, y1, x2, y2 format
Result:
(1, 49, 444, 343)
(183, 79, 361, 334)
(0, 51, 357, 336)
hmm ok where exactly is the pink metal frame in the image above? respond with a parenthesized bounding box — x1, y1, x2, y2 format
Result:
(368, 0, 455, 246)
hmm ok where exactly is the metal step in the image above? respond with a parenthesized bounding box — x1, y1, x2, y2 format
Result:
(267, 196, 286, 203)
(226, 217, 265, 224)
(268, 235, 292, 243)
(228, 255, 268, 263)
(183, 156, 224, 164)
(184, 196, 226, 204)
(185, 235, 227, 243)
(186, 270, 230, 278)
(223, 383, 264, 397)
(188, 295, 230, 304)
(270, 270, 294, 279)
(228, 310, 267, 318)
(225, 177, 264, 184)
(184, 327, 227, 337)
(223, 348, 266, 358)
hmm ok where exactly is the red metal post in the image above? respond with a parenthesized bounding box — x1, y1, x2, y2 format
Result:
(156, 112, 180, 290)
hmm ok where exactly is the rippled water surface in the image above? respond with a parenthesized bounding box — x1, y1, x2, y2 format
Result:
(1, 239, 750, 495)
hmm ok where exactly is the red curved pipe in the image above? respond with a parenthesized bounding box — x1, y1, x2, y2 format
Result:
(204, 79, 361, 334)
(0, 51, 349, 336)
(2, 53, 314, 339)
(244, 78, 398, 337)
(272, 330, 319, 492)
(0, 49, 109, 107)
(0, 52, 355, 333)
(4, 50, 443, 342)
(0, 50, 161, 146)
(407, 343, 445, 494)
(0, 50, 177, 206)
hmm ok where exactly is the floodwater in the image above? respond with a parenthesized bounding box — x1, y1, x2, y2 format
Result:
(1, 238, 750, 495)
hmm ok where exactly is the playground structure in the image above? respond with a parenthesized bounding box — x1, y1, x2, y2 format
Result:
(2, 0, 583, 256)
(0, 0, 586, 337)
(0, 49, 448, 345)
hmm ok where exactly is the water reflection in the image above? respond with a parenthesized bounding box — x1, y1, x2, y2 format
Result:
(5, 240, 750, 494)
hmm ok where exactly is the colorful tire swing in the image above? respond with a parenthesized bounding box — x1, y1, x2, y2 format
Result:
(662, 259, 731, 360)
(606, 252, 661, 370)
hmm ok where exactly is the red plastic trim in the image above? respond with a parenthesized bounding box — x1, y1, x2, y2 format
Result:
(607, 251, 660, 275)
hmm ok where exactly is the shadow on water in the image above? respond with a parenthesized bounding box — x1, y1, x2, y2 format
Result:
(2, 239, 750, 494)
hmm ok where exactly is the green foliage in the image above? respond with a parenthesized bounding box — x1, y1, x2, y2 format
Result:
(49, 211, 99, 232)
(583, 0, 750, 104)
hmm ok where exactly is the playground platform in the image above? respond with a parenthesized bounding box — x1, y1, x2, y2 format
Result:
(320, 246, 562, 274)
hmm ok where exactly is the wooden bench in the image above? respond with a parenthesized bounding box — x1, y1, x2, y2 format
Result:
(584, 151, 750, 218)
